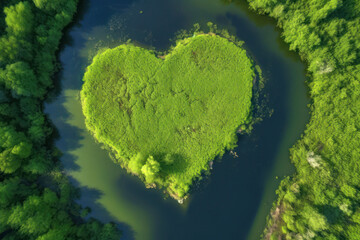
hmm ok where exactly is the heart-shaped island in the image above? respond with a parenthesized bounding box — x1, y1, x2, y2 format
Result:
(81, 34, 254, 201)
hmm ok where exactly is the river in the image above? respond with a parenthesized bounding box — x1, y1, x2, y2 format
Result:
(45, 0, 309, 239)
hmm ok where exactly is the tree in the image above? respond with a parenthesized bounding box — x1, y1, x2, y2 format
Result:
(310, 0, 343, 24)
(33, 0, 77, 15)
(23, 150, 50, 174)
(0, 177, 35, 208)
(0, 62, 42, 98)
(302, 205, 329, 231)
(0, 35, 33, 63)
(141, 156, 160, 184)
(33, 0, 62, 11)
(7, 189, 63, 235)
(4, 1, 34, 37)
(128, 153, 145, 175)
(0, 125, 32, 173)
(0, 149, 21, 174)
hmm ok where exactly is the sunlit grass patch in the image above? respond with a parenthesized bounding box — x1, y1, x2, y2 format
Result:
(81, 34, 254, 200)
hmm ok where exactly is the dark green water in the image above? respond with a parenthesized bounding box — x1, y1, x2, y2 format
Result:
(45, 0, 309, 239)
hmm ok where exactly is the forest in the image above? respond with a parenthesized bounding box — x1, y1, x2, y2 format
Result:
(1, 0, 360, 239)
(81, 34, 254, 200)
(232, 0, 360, 239)
(0, 0, 121, 239)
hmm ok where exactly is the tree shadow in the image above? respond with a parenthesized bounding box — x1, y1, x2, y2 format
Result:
(318, 204, 345, 225)
(220, 0, 273, 26)
(46, 0, 91, 103)
(115, 172, 173, 207)
(67, 176, 135, 240)
(44, 0, 138, 239)
(45, 89, 84, 172)
(157, 152, 190, 175)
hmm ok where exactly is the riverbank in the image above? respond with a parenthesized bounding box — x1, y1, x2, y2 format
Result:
(0, 0, 121, 239)
(242, 0, 360, 239)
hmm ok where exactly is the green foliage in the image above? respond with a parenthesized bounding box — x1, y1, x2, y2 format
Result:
(0, 0, 121, 239)
(0, 124, 32, 173)
(141, 156, 161, 184)
(0, 177, 36, 216)
(81, 34, 254, 199)
(33, 0, 77, 13)
(301, 205, 328, 231)
(0, 62, 42, 97)
(0, 1, 34, 64)
(4, 1, 34, 37)
(128, 152, 145, 175)
(234, 0, 360, 239)
(163, 153, 175, 165)
(7, 189, 60, 235)
(33, 0, 60, 11)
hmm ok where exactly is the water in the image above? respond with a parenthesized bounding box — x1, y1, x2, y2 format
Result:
(45, 0, 309, 239)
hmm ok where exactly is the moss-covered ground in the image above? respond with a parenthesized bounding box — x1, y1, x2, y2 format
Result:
(81, 34, 254, 199)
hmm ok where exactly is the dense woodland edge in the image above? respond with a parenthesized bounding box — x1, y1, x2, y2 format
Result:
(234, 0, 360, 239)
(0, 0, 121, 239)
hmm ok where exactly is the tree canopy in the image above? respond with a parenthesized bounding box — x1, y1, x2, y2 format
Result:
(226, 0, 360, 238)
(0, 0, 121, 239)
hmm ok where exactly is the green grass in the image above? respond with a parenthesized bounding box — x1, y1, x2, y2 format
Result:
(81, 34, 254, 199)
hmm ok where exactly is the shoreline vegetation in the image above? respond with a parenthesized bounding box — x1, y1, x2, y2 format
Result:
(226, 0, 360, 239)
(4, 0, 358, 239)
(0, 0, 121, 239)
(81, 31, 256, 202)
